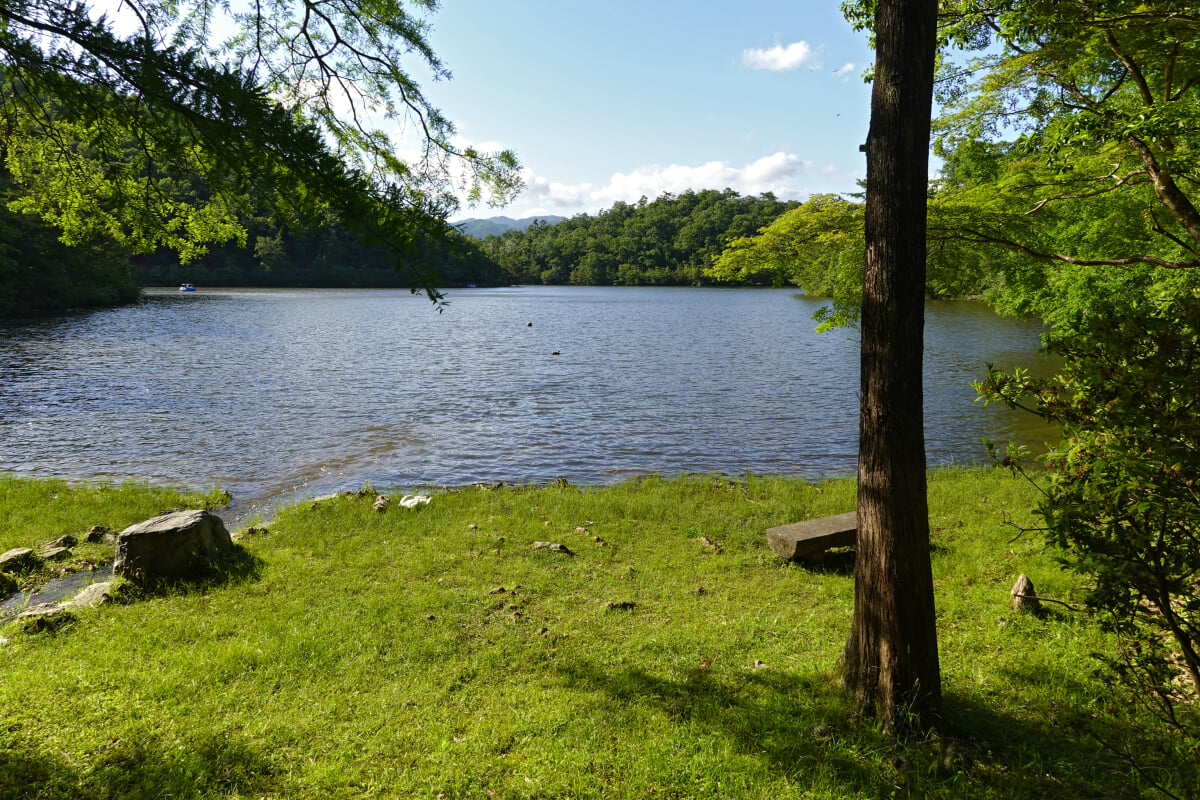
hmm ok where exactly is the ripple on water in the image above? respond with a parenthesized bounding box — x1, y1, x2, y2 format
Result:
(0, 287, 1057, 522)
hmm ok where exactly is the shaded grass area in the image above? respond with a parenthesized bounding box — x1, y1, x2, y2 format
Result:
(0, 471, 1186, 798)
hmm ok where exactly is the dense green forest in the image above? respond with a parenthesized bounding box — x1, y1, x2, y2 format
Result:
(130, 211, 505, 290)
(475, 189, 800, 286)
(0, 186, 508, 315)
(0, 173, 139, 317)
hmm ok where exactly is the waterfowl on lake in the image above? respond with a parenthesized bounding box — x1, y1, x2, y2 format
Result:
(179, 283, 196, 292)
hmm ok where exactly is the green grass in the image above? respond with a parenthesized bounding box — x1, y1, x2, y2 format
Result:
(0, 477, 230, 592)
(0, 471, 1190, 799)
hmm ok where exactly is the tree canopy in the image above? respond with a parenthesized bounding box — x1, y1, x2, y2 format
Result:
(476, 189, 798, 287)
(0, 0, 520, 292)
(919, 1, 1200, 267)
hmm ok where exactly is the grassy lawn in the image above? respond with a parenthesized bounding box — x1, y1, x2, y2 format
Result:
(0, 470, 1188, 799)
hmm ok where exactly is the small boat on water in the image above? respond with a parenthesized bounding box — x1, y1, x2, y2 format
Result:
(179, 283, 196, 292)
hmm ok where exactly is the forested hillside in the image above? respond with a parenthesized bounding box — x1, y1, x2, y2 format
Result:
(0, 172, 138, 317)
(476, 189, 799, 286)
(132, 213, 504, 289)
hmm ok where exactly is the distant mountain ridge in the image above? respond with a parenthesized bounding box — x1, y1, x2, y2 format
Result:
(454, 215, 565, 239)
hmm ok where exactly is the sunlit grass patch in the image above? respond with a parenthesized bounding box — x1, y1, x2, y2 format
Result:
(0, 470, 1188, 798)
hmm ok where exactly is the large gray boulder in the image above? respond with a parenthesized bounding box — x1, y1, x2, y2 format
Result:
(0, 547, 40, 573)
(114, 510, 233, 580)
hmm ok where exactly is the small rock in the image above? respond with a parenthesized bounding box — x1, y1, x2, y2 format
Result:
(575, 526, 589, 533)
(85, 525, 109, 543)
(37, 546, 72, 562)
(16, 603, 70, 632)
(231, 524, 269, 542)
(1011, 573, 1042, 615)
(47, 534, 77, 549)
(63, 582, 114, 609)
(373, 495, 390, 512)
(531, 541, 574, 556)
(0, 547, 39, 573)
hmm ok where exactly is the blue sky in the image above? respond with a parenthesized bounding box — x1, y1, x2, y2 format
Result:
(418, 2, 877, 221)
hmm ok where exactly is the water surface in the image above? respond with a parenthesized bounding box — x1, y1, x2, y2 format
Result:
(0, 286, 1054, 521)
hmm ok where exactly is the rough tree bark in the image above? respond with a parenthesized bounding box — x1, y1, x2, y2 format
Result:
(840, 0, 943, 730)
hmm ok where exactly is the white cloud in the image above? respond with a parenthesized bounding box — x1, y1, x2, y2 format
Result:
(497, 153, 818, 219)
(742, 41, 819, 72)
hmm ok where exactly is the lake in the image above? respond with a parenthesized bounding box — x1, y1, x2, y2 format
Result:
(0, 286, 1055, 522)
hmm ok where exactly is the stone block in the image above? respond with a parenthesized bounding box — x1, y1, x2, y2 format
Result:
(766, 511, 857, 562)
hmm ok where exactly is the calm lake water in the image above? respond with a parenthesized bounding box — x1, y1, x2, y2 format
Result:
(0, 286, 1054, 521)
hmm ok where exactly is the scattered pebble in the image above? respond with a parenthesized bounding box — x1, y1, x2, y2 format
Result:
(531, 542, 574, 556)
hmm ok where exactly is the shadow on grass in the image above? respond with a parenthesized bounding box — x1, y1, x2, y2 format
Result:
(115, 544, 264, 600)
(0, 729, 279, 800)
(554, 657, 1155, 799)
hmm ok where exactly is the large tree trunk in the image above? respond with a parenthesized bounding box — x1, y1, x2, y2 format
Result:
(841, 0, 943, 731)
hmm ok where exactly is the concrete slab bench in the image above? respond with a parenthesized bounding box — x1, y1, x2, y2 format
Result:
(766, 511, 857, 562)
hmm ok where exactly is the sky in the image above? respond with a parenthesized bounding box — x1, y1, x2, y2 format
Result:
(413, 2, 878, 221)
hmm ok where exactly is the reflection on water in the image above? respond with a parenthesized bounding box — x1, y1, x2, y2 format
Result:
(0, 287, 1056, 521)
